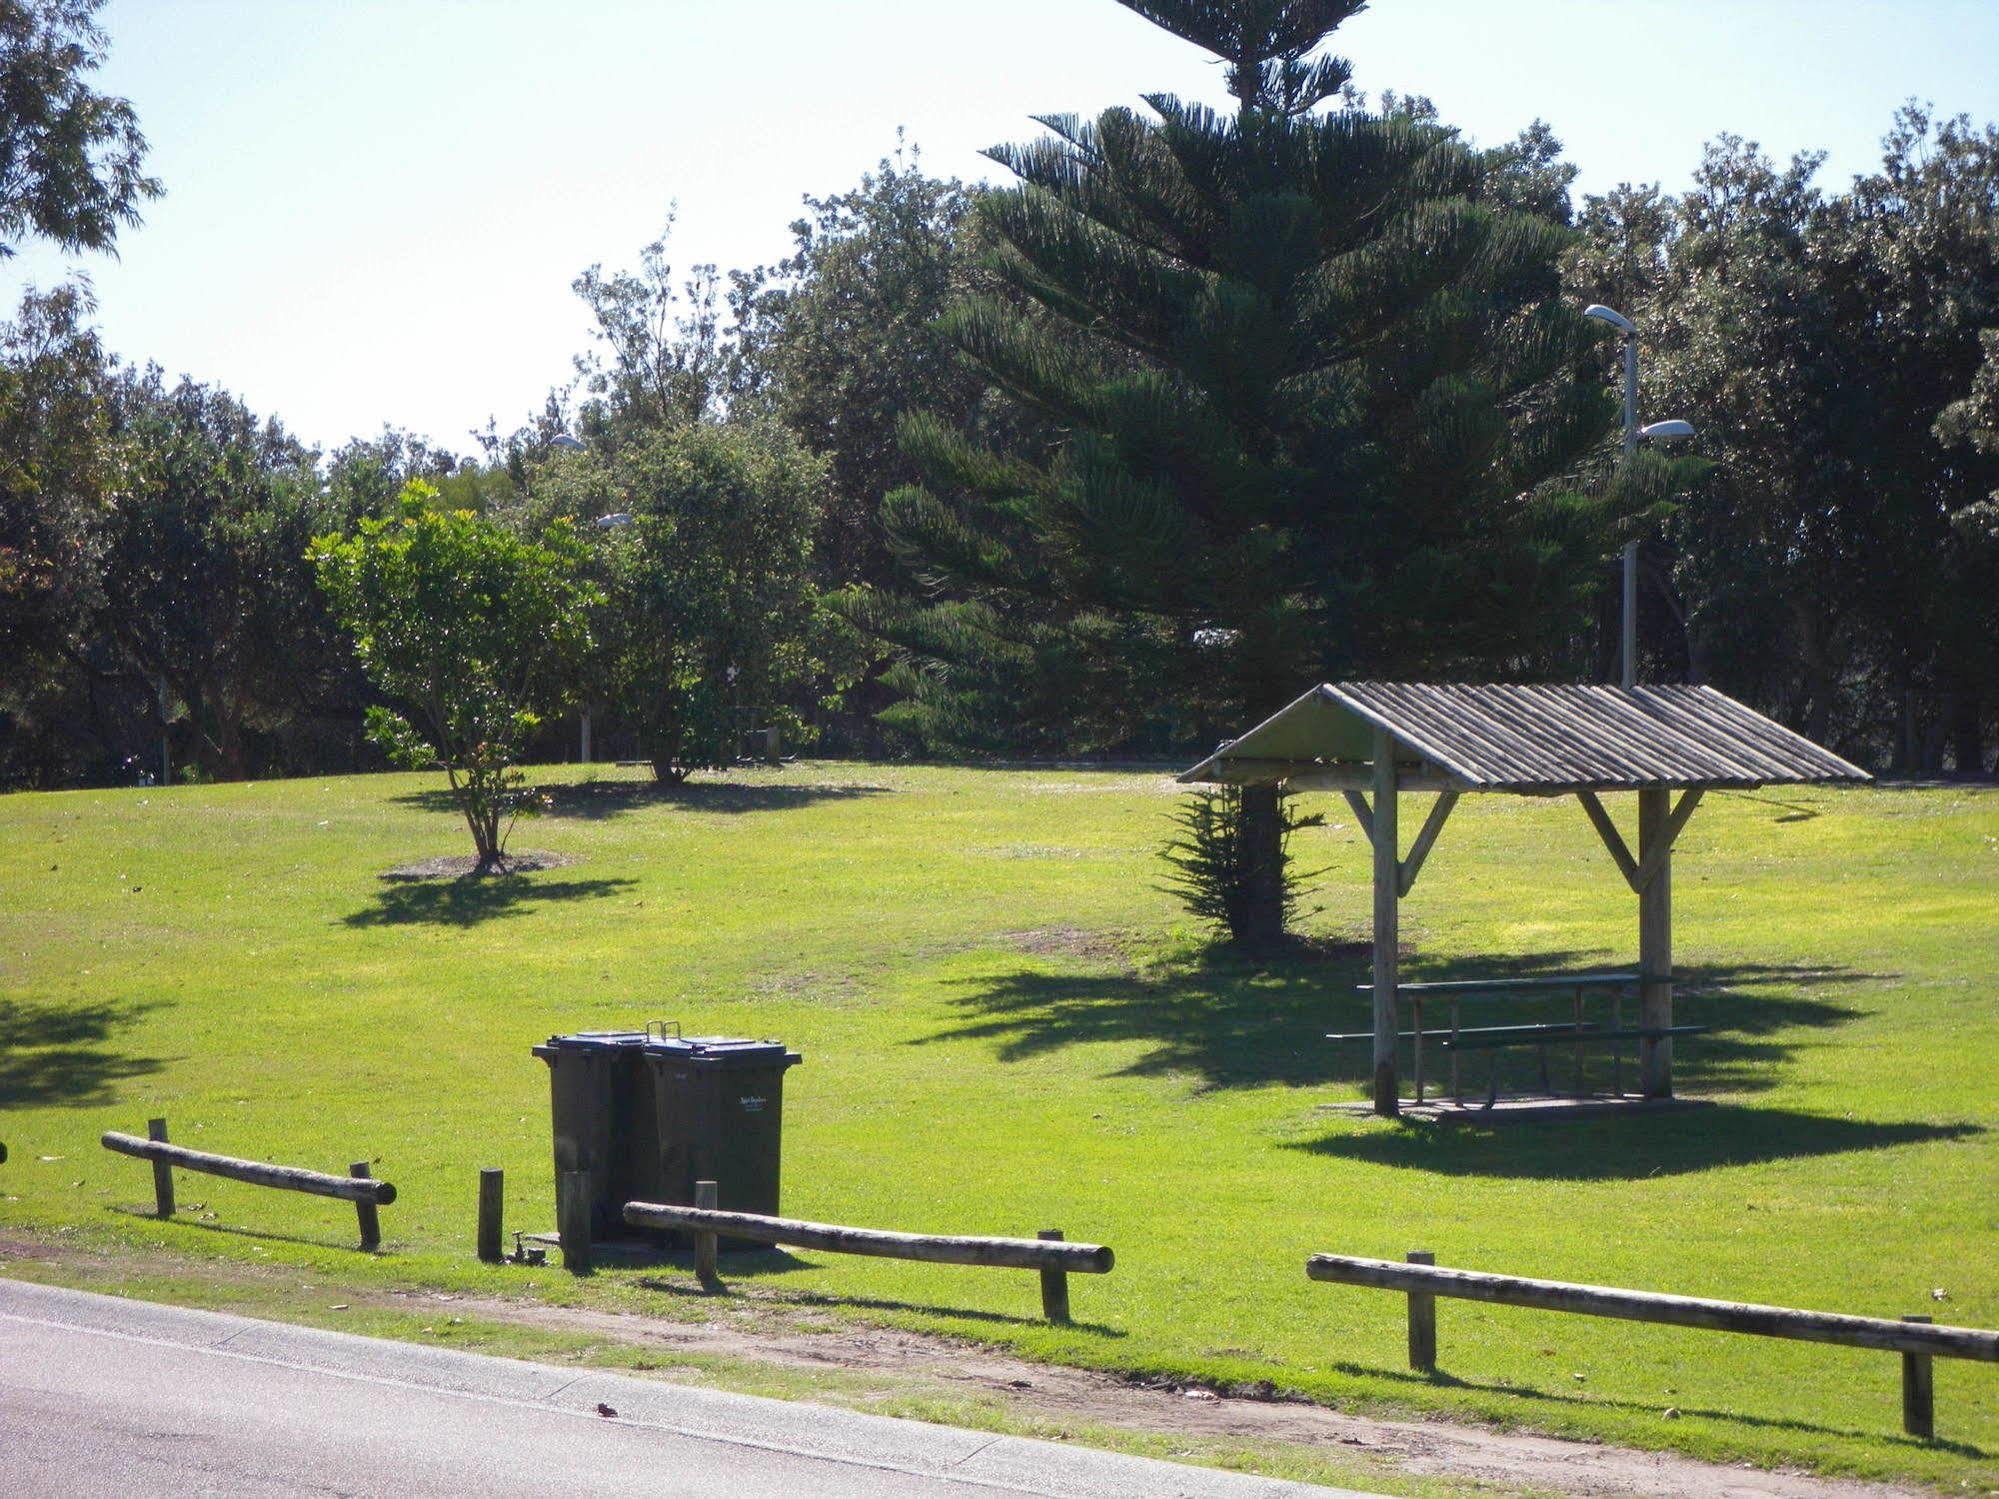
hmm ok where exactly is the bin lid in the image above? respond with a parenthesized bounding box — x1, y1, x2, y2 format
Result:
(537, 1030, 650, 1053)
(642, 1035, 799, 1068)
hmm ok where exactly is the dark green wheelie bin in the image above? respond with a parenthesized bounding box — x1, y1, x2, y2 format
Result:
(531, 1030, 666, 1242)
(642, 1033, 801, 1250)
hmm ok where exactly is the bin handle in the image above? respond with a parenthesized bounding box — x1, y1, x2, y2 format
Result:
(646, 1019, 681, 1041)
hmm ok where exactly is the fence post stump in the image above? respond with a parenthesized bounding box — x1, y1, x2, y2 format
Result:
(147, 1118, 175, 1218)
(693, 1180, 720, 1286)
(1407, 1251, 1437, 1372)
(477, 1168, 504, 1263)
(1038, 1230, 1071, 1323)
(558, 1170, 592, 1273)
(1902, 1314, 1935, 1439)
(349, 1162, 381, 1250)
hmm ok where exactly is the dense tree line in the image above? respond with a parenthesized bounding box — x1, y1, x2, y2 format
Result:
(2, 0, 1996, 828)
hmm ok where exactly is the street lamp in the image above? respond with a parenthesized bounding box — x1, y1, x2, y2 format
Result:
(1584, 304, 1698, 688)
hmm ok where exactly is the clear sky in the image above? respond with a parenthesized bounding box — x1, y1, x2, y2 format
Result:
(10, 0, 1997, 457)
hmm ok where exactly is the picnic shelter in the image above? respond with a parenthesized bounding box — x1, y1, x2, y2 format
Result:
(1179, 683, 1870, 1118)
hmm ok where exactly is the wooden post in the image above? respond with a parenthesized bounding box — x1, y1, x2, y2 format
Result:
(1637, 788, 1673, 1097)
(477, 1168, 504, 1263)
(1407, 1250, 1437, 1372)
(1371, 727, 1400, 1117)
(1903, 1314, 1935, 1439)
(558, 1169, 592, 1273)
(1039, 1230, 1071, 1323)
(148, 1117, 174, 1218)
(350, 1162, 380, 1250)
(693, 1179, 719, 1286)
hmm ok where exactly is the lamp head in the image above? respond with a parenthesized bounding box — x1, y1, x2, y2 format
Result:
(1583, 304, 1636, 335)
(549, 433, 586, 452)
(1640, 419, 1696, 441)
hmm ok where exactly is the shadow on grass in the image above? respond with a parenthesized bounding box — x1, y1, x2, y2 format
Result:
(636, 1251, 1124, 1333)
(342, 874, 636, 928)
(1322, 1356, 1988, 1456)
(919, 945, 1874, 1099)
(388, 779, 895, 821)
(0, 997, 164, 1108)
(1289, 1104, 1981, 1180)
(107, 1205, 383, 1255)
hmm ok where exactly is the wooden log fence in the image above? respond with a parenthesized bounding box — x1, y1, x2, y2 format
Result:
(1307, 1251, 1999, 1440)
(102, 1119, 395, 1250)
(623, 1197, 1112, 1323)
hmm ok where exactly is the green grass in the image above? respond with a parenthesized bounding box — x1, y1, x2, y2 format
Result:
(2, 762, 1996, 1489)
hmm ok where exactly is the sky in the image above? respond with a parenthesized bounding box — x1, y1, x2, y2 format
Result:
(9, 0, 1998, 458)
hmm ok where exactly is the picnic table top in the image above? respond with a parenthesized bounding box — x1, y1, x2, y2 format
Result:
(1351, 972, 1640, 995)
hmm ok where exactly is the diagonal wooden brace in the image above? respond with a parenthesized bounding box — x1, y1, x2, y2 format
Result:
(1345, 789, 1460, 897)
(1578, 788, 1703, 893)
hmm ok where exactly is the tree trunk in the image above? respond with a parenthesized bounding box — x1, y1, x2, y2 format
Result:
(650, 755, 688, 785)
(1947, 692, 1984, 780)
(1233, 783, 1286, 950)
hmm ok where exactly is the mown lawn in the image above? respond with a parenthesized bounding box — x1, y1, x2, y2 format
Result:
(2, 762, 1995, 1488)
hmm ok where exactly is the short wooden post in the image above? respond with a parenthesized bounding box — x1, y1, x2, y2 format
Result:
(1038, 1230, 1071, 1323)
(477, 1168, 504, 1262)
(557, 1169, 592, 1273)
(1902, 1314, 1935, 1439)
(349, 1162, 380, 1250)
(147, 1117, 174, 1218)
(693, 1179, 719, 1285)
(1406, 1251, 1437, 1372)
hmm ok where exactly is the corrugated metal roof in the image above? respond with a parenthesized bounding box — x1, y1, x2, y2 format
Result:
(1180, 682, 1871, 791)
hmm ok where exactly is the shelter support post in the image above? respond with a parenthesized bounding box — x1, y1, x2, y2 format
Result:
(1638, 787, 1673, 1097)
(1371, 727, 1400, 1117)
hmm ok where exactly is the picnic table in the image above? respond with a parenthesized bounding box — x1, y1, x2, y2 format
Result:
(1326, 972, 1708, 1108)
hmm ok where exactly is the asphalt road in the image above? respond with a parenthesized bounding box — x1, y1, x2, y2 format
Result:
(0, 1278, 1374, 1498)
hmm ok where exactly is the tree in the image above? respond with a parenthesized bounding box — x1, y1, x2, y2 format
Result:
(311, 486, 597, 868)
(863, 0, 1615, 943)
(1570, 108, 1999, 770)
(0, 281, 117, 784)
(529, 422, 825, 784)
(734, 141, 1007, 591)
(572, 211, 732, 438)
(95, 371, 342, 781)
(0, 0, 160, 258)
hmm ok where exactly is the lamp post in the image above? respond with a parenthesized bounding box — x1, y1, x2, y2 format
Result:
(1583, 304, 1697, 688)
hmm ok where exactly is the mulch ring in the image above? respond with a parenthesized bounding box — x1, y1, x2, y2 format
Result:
(380, 850, 579, 882)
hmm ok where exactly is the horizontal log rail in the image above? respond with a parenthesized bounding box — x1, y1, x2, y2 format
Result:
(1307, 1251, 1997, 1440)
(623, 1197, 1111, 1322)
(103, 1119, 394, 1249)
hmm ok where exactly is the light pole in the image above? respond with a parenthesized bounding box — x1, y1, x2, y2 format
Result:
(1584, 305, 1697, 688)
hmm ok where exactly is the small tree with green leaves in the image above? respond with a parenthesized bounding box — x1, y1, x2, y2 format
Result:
(531, 422, 826, 785)
(310, 484, 597, 869)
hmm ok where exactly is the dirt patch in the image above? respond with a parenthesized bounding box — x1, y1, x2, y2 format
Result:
(1000, 926, 1134, 964)
(380, 850, 578, 882)
(0, 1233, 1916, 1499)
(452, 1296, 1918, 1499)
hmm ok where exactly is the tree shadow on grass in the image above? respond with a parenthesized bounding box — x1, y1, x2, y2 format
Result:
(342, 874, 637, 928)
(388, 779, 895, 821)
(917, 945, 1874, 1099)
(0, 997, 165, 1108)
(1289, 1103, 1981, 1180)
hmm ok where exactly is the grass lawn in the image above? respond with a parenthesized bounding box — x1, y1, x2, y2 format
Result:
(2, 762, 1995, 1489)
